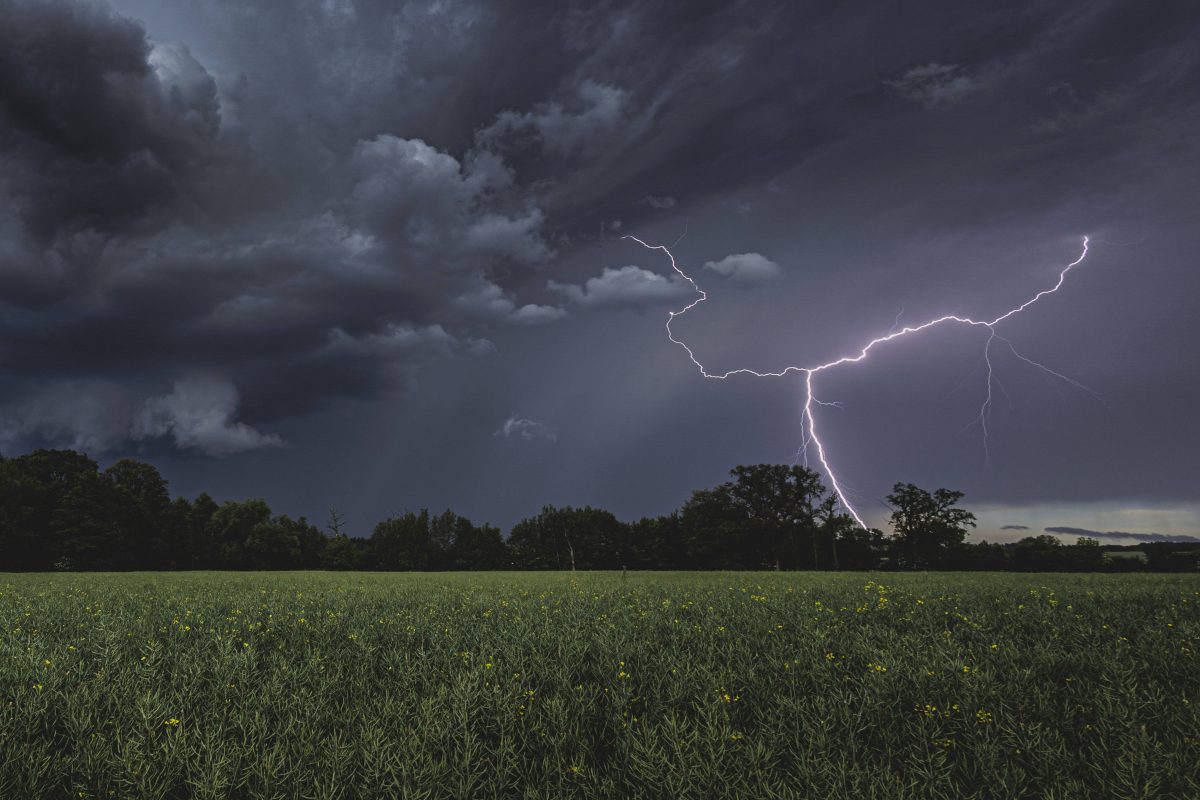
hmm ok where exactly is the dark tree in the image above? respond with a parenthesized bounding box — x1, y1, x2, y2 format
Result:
(679, 486, 756, 569)
(0, 449, 105, 571)
(326, 507, 346, 537)
(186, 493, 221, 568)
(370, 511, 434, 570)
(625, 513, 685, 569)
(104, 459, 171, 569)
(244, 515, 326, 570)
(886, 483, 976, 568)
(680, 465, 850, 569)
(834, 525, 889, 570)
(508, 506, 623, 570)
(207, 499, 273, 569)
(436, 512, 508, 570)
(321, 534, 368, 570)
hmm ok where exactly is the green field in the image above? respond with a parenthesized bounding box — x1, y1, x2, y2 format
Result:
(2, 572, 1197, 799)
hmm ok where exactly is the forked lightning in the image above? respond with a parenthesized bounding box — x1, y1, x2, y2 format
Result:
(625, 234, 1093, 527)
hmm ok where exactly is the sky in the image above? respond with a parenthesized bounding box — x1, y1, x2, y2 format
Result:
(1, 0, 1197, 542)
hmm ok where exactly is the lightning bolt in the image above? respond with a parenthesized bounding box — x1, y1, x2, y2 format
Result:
(624, 234, 1093, 528)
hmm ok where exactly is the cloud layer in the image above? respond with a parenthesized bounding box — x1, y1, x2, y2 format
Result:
(549, 266, 693, 308)
(1044, 527, 1200, 544)
(495, 416, 558, 443)
(135, 377, 284, 456)
(0, 0, 1197, 532)
(703, 253, 782, 283)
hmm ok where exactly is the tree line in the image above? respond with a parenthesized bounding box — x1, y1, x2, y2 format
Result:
(0, 449, 1195, 572)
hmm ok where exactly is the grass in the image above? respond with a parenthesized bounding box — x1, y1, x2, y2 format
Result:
(1, 571, 1197, 799)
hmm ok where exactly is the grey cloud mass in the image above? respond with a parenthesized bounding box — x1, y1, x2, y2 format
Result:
(0, 0, 1197, 531)
(495, 416, 558, 443)
(702, 253, 781, 283)
(642, 196, 678, 210)
(887, 63, 985, 108)
(1044, 527, 1200, 544)
(549, 266, 693, 308)
(135, 376, 284, 456)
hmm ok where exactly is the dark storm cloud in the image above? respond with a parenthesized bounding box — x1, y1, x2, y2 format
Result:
(0, 0, 584, 452)
(0, 0, 1197, 533)
(1045, 527, 1200, 544)
(0, 2, 219, 241)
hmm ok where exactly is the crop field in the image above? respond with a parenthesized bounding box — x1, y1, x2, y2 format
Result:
(1, 572, 1198, 799)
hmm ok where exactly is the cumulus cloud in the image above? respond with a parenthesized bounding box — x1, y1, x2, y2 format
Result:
(323, 323, 457, 360)
(0, 10, 559, 451)
(454, 279, 567, 325)
(494, 416, 557, 442)
(1044, 526, 1200, 543)
(642, 195, 677, 209)
(887, 63, 983, 109)
(510, 303, 568, 324)
(549, 266, 693, 308)
(0, 381, 137, 453)
(134, 377, 284, 457)
(477, 80, 629, 159)
(348, 135, 550, 268)
(0, 1, 220, 248)
(702, 252, 781, 282)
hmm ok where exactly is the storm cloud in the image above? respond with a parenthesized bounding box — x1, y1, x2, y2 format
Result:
(0, 0, 1197, 532)
(549, 266, 693, 308)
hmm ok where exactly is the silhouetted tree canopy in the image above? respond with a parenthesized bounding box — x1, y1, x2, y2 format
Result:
(886, 483, 977, 568)
(0, 448, 1192, 572)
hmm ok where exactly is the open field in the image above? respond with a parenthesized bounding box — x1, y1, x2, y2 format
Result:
(1, 572, 1198, 799)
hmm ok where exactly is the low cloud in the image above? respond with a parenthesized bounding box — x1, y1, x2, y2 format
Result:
(495, 416, 557, 443)
(510, 303, 568, 324)
(477, 80, 629, 160)
(702, 252, 781, 283)
(1, 377, 284, 457)
(642, 195, 677, 209)
(0, 381, 136, 453)
(1001, 524, 1030, 530)
(134, 377, 284, 457)
(1044, 526, 1200, 544)
(549, 265, 693, 308)
(454, 279, 566, 325)
(887, 63, 983, 109)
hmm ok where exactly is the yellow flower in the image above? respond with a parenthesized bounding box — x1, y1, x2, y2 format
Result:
(163, 718, 180, 727)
